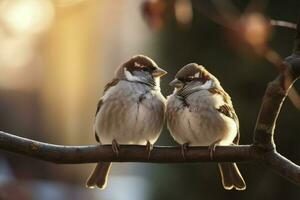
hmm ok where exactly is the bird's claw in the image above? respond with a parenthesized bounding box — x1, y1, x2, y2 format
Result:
(146, 141, 153, 160)
(181, 143, 189, 160)
(112, 139, 120, 157)
(208, 140, 221, 160)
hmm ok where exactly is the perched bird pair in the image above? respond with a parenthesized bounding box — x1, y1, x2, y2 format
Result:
(86, 55, 246, 191)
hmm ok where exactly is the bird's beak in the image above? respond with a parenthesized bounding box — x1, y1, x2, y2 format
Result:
(169, 79, 184, 88)
(152, 67, 167, 77)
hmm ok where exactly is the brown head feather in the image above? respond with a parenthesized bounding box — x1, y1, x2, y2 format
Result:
(175, 63, 212, 83)
(115, 55, 158, 78)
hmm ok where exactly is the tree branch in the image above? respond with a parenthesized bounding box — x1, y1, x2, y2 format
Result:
(0, 131, 253, 164)
(251, 16, 300, 185)
(263, 151, 300, 185)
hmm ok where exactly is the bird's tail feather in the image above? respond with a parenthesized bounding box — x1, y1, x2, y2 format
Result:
(86, 162, 111, 189)
(218, 162, 246, 191)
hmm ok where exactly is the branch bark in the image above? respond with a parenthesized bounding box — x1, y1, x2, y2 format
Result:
(0, 131, 253, 164)
(251, 16, 300, 185)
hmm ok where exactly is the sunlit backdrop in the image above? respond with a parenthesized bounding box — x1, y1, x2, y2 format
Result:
(0, 0, 299, 199)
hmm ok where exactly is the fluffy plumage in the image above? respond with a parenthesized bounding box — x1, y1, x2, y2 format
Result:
(86, 55, 166, 189)
(167, 63, 246, 190)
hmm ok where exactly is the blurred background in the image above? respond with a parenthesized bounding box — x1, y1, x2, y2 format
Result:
(0, 0, 299, 199)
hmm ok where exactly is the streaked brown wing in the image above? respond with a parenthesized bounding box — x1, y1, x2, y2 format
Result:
(216, 104, 240, 145)
(95, 78, 119, 116)
(209, 87, 240, 144)
(95, 132, 100, 142)
(94, 99, 103, 143)
(104, 78, 119, 93)
(209, 87, 231, 104)
(94, 78, 119, 142)
(95, 99, 103, 116)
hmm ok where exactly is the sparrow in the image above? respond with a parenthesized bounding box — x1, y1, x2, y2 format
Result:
(166, 63, 246, 190)
(86, 55, 167, 189)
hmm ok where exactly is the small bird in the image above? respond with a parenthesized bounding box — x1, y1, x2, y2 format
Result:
(166, 63, 246, 190)
(86, 55, 167, 189)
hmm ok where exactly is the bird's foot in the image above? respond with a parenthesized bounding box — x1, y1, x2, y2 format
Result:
(146, 141, 153, 160)
(181, 143, 189, 160)
(208, 140, 221, 160)
(112, 139, 120, 157)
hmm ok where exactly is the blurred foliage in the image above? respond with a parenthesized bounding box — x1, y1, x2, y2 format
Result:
(148, 0, 300, 199)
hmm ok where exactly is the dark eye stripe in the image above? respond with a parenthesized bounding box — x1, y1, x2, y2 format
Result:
(178, 77, 193, 82)
(127, 65, 151, 72)
(142, 67, 150, 72)
(178, 76, 209, 83)
(142, 66, 156, 72)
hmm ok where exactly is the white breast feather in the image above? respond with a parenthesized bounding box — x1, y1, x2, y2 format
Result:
(167, 89, 237, 146)
(95, 80, 164, 145)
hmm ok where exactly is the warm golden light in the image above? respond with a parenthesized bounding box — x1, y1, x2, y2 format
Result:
(0, 0, 55, 89)
(241, 13, 270, 48)
(0, 0, 55, 34)
(53, 0, 86, 7)
(0, 35, 33, 69)
(174, 0, 193, 28)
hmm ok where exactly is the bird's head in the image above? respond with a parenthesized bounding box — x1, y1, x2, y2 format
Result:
(170, 63, 220, 93)
(116, 55, 167, 88)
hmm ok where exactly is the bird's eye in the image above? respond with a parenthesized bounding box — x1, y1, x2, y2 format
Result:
(142, 67, 150, 72)
(178, 78, 191, 82)
(186, 77, 194, 82)
(142, 66, 156, 72)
